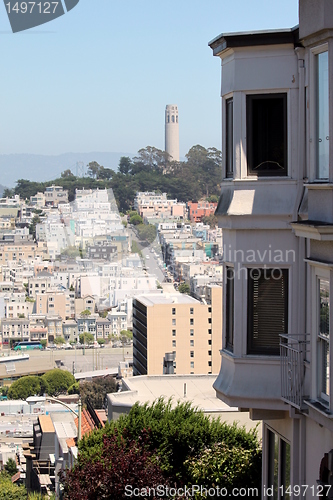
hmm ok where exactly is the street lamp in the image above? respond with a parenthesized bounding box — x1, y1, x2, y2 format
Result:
(45, 396, 82, 442)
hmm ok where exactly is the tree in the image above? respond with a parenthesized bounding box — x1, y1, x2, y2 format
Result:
(77, 375, 117, 408)
(8, 376, 48, 400)
(54, 337, 66, 345)
(208, 194, 219, 203)
(61, 429, 169, 500)
(178, 283, 191, 295)
(77, 399, 261, 486)
(97, 338, 106, 345)
(87, 161, 102, 179)
(0, 472, 27, 499)
(79, 332, 95, 345)
(40, 339, 47, 349)
(136, 224, 157, 244)
(80, 309, 91, 316)
(41, 369, 76, 396)
(202, 214, 218, 228)
(120, 330, 133, 344)
(129, 214, 143, 225)
(118, 156, 132, 175)
(61, 169, 74, 178)
(5, 458, 17, 476)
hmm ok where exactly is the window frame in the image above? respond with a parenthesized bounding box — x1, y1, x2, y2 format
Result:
(247, 268, 289, 356)
(317, 275, 330, 403)
(246, 93, 288, 177)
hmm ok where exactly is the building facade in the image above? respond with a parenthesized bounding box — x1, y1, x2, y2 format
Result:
(209, 0, 333, 496)
(133, 287, 222, 376)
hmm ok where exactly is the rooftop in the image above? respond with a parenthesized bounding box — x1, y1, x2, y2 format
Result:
(135, 293, 199, 307)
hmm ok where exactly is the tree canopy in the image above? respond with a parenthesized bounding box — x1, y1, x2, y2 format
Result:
(63, 399, 261, 498)
(12, 144, 222, 213)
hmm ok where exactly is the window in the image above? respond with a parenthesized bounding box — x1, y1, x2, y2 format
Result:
(226, 267, 234, 351)
(172, 340, 176, 347)
(318, 278, 330, 401)
(172, 329, 176, 336)
(190, 319, 194, 325)
(267, 429, 290, 499)
(208, 350, 212, 356)
(226, 97, 233, 177)
(190, 340, 194, 347)
(190, 361, 194, 369)
(172, 308, 176, 315)
(190, 329, 194, 336)
(172, 319, 176, 326)
(247, 94, 287, 176)
(208, 339, 212, 345)
(190, 308, 194, 314)
(190, 351, 194, 358)
(208, 329, 212, 335)
(248, 268, 288, 355)
(208, 361, 212, 367)
(316, 51, 329, 179)
(208, 318, 212, 324)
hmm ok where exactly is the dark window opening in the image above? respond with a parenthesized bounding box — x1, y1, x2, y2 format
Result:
(226, 267, 234, 352)
(247, 93, 287, 176)
(226, 98, 233, 178)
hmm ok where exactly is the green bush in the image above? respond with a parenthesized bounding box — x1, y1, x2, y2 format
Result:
(0, 471, 27, 499)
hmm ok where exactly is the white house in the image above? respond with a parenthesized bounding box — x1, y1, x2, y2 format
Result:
(210, 0, 333, 497)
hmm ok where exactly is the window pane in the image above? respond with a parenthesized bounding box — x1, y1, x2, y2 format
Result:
(248, 269, 288, 355)
(247, 94, 287, 176)
(319, 278, 330, 398)
(226, 267, 234, 351)
(226, 98, 233, 178)
(316, 51, 329, 179)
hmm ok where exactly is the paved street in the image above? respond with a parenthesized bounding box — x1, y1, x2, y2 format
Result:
(25, 346, 133, 376)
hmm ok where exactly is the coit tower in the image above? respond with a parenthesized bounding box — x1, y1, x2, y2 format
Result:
(165, 104, 179, 162)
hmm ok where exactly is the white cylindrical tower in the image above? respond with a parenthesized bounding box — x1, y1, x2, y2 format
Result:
(165, 104, 179, 162)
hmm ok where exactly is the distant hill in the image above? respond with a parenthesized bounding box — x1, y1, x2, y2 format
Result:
(0, 152, 134, 188)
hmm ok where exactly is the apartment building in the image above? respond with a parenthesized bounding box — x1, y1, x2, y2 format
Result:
(133, 286, 222, 376)
(187, 201, 218, 223)
(1, 318, 30, 347)
(0, 240, 46, 265)
(209, 0, 333, 495)
(44, 185, 69, 206)
(35, 290, 75, 319)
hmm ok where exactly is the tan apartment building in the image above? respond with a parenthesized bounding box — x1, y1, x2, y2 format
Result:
(44, 185, 68, 206)
(133, 285, 222, 376)
(0, 241, 48, 265)
(35, 291, 75, 319)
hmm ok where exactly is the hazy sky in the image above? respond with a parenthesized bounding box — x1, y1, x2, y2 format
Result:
(0, 0, 298, 158)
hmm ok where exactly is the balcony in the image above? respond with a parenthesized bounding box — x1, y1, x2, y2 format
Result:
(280, 334, 310, 410)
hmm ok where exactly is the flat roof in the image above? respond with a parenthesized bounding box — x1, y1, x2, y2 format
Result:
(109, 375, 237, 413)
(135, 293, 199, 307)
(39, 415, 55, 434)
(209, 26, 300, 57)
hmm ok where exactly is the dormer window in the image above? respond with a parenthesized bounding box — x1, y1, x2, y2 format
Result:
(247, 93, 287, 177)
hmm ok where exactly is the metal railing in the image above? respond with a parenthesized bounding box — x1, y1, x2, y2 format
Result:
(280, 334, 310, 410)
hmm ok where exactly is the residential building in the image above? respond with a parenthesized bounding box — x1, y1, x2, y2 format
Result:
(30, 192, 45, 207)
(44, 185, 69, 206)
(1, 318, 30, 348)
(35, 291, 74, 319)
(62, 319, 78, 343)
(132, 286, 222, 376)
(209, 0, 333, 495)
(75, 295, 95, 316)
(187, 201, 218, 223)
